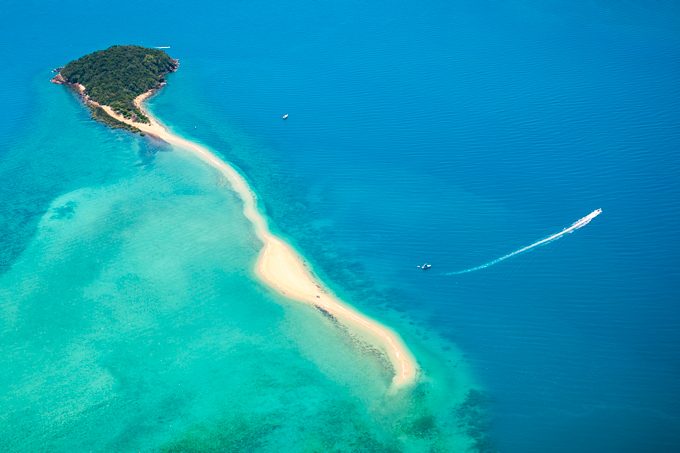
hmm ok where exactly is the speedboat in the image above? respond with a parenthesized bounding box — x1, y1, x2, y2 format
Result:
(417, 263, 432, 270)
(282, 113, 289, 120)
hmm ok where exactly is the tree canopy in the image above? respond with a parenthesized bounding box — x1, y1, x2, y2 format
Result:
(60, 45, 178, 123)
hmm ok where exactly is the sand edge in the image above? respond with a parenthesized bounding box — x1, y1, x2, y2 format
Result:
(82, 86, 419, 390)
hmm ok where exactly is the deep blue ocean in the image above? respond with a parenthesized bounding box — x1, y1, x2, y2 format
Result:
(2, 0, 680, 450)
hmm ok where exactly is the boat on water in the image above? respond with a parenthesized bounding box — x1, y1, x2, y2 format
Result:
(282, 113, 289, 120)
(417, 263, 432, 270)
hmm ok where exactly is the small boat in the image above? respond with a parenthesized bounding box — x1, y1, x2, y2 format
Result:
(282, 113, 289, 120)
(417, 263, 432, 270)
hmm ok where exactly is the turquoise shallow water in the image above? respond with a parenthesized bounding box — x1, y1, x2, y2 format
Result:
(2, 0, 680, 451)
(0, 82, 480, 450)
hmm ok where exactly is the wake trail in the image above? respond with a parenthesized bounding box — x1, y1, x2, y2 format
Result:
(443, 209, 602, 275)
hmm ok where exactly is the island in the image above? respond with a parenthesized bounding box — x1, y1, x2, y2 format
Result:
(52, 45, 418, 390)
(52, 45, 178, 133)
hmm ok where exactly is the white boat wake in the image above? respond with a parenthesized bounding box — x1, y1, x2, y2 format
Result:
(444, 209, 602, 275)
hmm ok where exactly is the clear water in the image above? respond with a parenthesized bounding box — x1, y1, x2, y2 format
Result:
(2, 0, 679, 451)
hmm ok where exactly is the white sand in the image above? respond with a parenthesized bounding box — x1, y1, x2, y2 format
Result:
(92, 88, 418, 389)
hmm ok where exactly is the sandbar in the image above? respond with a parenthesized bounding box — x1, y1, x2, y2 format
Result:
(88, 87, 418, 389)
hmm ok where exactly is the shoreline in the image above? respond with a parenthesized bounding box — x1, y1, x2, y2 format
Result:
(78, 85, 419, 389)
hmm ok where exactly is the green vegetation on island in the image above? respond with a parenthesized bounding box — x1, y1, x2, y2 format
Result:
(57, 45, 178, 125)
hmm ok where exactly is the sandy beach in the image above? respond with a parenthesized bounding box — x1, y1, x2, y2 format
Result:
(91, 87, 418, 389)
